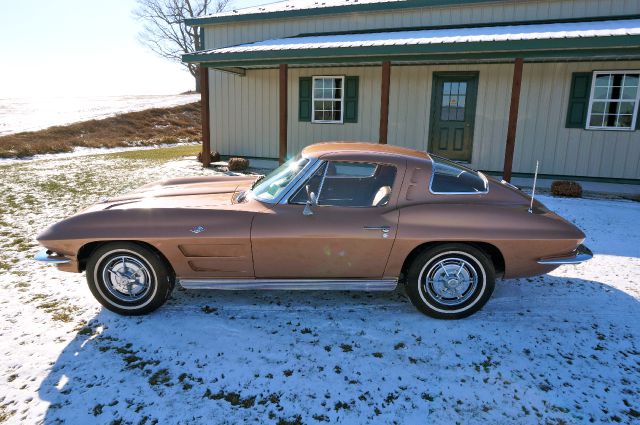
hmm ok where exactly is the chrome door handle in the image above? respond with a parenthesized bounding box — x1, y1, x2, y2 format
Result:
(364, 226, 390, 233)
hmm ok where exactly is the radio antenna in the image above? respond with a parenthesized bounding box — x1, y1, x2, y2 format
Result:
(529, 160, 539, 213)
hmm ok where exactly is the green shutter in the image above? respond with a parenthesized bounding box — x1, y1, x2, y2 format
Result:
(566, 72, 592, 128)
(299, 77, 312, 122)
(344, 76, 359, 123)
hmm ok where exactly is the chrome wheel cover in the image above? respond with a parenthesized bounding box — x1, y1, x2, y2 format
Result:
(422, 257, 478, 307)
(101, 255, 152, 302)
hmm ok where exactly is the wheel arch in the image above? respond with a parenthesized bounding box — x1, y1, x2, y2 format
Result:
(77, 240, 174, 276)
(399, 241, 505, 280)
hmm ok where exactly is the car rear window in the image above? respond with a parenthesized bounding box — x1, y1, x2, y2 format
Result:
(429, 155, 488, 194)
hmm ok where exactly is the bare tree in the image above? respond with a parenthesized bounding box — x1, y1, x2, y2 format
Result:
(134, 0, 231, 92)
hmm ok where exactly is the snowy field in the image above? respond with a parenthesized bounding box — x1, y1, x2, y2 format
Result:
(0, 148, 639, 424)
(0, 94, 200, 136)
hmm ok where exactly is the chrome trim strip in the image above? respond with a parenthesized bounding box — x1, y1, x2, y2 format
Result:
(537, 244, 593, 265)
(179, 278, 398, 291)
(34, 249, 71, 265)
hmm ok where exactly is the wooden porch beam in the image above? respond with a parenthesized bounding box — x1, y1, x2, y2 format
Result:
(379, 61, 391, 144)
(503, 57, 524, 182)
(199, 65, 211, 168)
(279, 64, 289, 164)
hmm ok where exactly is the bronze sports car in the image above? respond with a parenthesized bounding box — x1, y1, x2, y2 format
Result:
(35, 142, 592, 319)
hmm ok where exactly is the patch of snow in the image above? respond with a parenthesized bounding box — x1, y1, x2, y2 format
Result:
(0, 154, 639, 424)
(0, 94, 200, 136)
(199, 0, 404, 18)
(0, 142, 200, 166)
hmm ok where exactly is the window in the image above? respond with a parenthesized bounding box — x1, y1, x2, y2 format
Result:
(312, 76, 344, 123)
(440, 81, 467, 122)
(250, 156, 309, 202)
(587, 71, 640, 130)
(430, 155, 487, 194)
(290, 161, 397, 207)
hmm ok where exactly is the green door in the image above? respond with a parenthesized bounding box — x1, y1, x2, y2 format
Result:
(428, 72, 479, 162)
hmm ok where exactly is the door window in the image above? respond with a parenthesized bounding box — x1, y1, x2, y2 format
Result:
(441, 81, 467, 121)
(290, 161, 396, 207)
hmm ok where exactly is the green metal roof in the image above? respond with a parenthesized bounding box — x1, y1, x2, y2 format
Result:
(185, 0, 502, 26)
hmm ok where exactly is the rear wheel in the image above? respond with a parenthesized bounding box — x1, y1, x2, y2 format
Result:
(405, 244, 495, 319)
(86, 242, 174, 316)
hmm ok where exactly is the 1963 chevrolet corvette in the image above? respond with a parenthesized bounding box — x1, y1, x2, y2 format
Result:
(35, 142, 592, 319)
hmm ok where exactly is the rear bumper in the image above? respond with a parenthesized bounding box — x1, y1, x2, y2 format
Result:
(34, 248, 71, 265)
(537, 244, 593, 265)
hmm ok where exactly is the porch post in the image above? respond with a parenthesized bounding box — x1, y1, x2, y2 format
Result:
(503, 58, 524, 182)
(279, 64, 288, 164)
(379, 61, 391, 144)
(199, 65, 211, 168)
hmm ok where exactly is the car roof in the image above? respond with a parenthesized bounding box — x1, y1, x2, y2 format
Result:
(301, 142, 432, 160)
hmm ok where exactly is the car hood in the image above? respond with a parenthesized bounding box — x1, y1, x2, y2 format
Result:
(92, 175, 259, 211)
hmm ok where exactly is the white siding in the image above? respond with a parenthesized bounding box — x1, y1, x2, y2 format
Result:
(209, 61, 640, 179)
(204, 0, 640, 50)
(209, 68, 279, 158)
(513, 61, 640, 179)
(387, 63, 513, 173)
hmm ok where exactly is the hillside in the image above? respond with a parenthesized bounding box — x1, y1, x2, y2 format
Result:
(0, 102, 201, 158)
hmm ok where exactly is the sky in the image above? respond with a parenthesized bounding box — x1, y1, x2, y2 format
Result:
(0, 0, 270, 98)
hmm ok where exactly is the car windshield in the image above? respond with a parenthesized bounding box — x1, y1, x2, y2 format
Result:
(249, 156, 309, 202)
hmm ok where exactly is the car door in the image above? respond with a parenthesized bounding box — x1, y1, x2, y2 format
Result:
(251, 157, 405, 279)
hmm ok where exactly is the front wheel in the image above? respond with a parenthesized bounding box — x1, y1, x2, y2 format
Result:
(86, 242, 174, 316)
(405, 244, 495, 320)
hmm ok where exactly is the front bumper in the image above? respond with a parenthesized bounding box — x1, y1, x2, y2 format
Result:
(537, 244, 593, 265)
(34, 248, 71, 265)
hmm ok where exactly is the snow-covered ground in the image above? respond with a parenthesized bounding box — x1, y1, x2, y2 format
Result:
(0, 149, 639, 424)
(0, 94, 200, 136)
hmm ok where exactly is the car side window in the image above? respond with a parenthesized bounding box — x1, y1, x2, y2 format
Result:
(430, 155, 488, 194)
(318, 161, 396, 207)
(289, 163, 327, 204)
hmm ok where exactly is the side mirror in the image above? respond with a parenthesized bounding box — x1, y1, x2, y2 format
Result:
(303, 185, 317, 216)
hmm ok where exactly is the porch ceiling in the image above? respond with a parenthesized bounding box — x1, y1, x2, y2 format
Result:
(182, 18, 640, 68)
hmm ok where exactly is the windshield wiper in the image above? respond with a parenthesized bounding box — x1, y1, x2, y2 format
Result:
(251, 174, 266, 190)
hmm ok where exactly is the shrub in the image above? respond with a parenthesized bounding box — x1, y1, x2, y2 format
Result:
(228, 157, 250, 171)
(197, 151, 221, 163)
(550, 180, 582, 198)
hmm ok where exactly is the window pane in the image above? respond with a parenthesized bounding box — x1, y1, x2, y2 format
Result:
(617, 115, 633, 128)
(318, 162, 397, 207)
(591, 101, 606, 113)
(331, 162, 377, 177)
(443, 82, 451, 95)
(595, 75, 611, 87)
(459, 82, 467, 95)
(622, 86, 638, 100)
(594, 86, 610, 99)
(430, 156, 487, 193)
(456, 107, 466, 121)
(589, 114, 605, 127)
(605, 114, 617, 127)
(624, 74, 639, 87)
(612, 74, 624, 87)
(619, 101, 635, 114)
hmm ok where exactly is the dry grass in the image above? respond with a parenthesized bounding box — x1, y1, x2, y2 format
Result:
(0, 102, 201, 158)
(550, 180, 583, 198)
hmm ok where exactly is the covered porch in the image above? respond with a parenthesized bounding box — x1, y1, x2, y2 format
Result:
(183, 18, 640, 182)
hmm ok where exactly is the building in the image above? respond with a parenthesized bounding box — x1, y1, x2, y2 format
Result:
(183, 0, 640, 184)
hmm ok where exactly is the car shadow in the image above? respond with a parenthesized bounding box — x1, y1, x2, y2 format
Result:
(38, 275, 640, 424)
